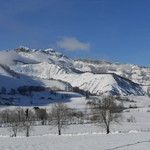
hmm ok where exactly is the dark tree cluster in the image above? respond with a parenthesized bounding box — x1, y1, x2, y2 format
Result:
(73, 87, 91, 98)
(17, 86, 48, 95)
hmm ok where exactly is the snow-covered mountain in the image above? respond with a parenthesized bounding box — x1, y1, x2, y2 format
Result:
(0, 46, 148, 96)
(74, 59, 150, 86)
(0, 63, 72, 92)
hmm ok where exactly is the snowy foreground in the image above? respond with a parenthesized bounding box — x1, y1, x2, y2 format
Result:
(1, 117, 150, 150)
(0, 95, 150, 149)
(0, 132, 150, 150)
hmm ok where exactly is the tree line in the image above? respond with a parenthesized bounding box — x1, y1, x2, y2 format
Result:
(0, 95, 123, 136)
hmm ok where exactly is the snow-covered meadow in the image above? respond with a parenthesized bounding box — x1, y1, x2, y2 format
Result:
(0, 126, 150, 150)
(0, 94, 150, 149)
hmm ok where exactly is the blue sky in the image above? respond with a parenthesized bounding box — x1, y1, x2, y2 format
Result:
(0, 0, 150, 66)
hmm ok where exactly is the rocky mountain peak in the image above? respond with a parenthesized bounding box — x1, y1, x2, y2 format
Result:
(14, 46, 31, 53)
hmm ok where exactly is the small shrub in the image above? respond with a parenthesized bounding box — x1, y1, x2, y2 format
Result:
(127, 115, 136, 123)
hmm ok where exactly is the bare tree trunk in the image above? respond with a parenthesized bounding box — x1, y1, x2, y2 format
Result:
(26, 127, 29, 137)
(106, 126, 110, 134)
(58, 127, 61, 135)
(11, 133, 16, 137)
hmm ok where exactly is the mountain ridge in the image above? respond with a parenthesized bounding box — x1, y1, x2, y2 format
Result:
(0, 46, 149, 96)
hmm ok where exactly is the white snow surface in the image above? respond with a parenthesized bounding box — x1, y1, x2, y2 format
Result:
(0, 132, 150, 150)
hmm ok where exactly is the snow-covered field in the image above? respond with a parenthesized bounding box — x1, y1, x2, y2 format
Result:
(1, 104, 150, 150)
(0, 128, 150, 150)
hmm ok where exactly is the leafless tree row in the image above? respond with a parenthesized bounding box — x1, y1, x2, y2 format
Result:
(0, 95, 123, 136)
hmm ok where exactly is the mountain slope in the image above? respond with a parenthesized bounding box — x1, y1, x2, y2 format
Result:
(0, 47, 147, 96)
(0, 64, 72, 92)
(74, 59, 150, 86)
(11, 61, 144, 96)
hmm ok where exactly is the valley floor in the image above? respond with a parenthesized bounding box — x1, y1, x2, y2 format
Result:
(0, 131, 150, 150)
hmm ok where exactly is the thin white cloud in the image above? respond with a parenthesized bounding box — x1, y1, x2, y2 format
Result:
(0, 50, 38, 65)
(56, 37, 91, 51)
(0, 51, 21, 65)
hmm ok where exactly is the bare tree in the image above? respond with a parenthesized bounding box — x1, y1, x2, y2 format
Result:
(89, 95, 123, 134)
(8, 109, 23, 137)
(16, 107, 26, 122)
(0, 107, 35, 137)
(0, 109, 11, 123)
(9, 108, 34, 137)
(8, 108, 26, 137)
(21, 109, 35, 137)
(10, 88, 16, 95)
(21, 120, 34, 137)
(49, 102, 72, 135)
(1, 87, 6, 94)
